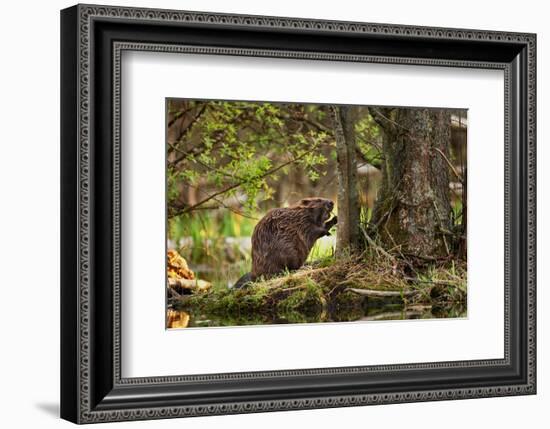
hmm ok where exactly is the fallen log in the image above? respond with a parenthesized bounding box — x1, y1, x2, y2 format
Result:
(402, 276, 460, 287)
(168, 277, 212, 293)
(345, 287, 417, 298)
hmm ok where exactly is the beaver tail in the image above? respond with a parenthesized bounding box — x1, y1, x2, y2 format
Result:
(233, 272, 253, 289)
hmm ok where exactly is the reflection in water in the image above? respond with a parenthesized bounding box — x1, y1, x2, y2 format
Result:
(166, 302, 466, 329)
(167, 309, 190, 329)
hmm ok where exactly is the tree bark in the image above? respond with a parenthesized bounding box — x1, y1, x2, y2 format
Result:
(458, 165, 467, 259)
(330, 105, 360, 255)
(370, 108, 452, 259)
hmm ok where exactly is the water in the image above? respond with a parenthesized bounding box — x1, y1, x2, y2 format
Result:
(166, 302, 466, 329)
(167, 235, 466, 329)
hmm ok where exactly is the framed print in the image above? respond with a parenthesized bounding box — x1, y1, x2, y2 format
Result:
(164, 100, 468, 329)
(60, 4, 537, 424)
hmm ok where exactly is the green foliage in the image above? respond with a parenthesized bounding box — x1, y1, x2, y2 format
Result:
(306, 238, 335, 264)
(169, 211, 256, 287)
(276, 278, 325, 316)
(167, 100, 334, 218)
(355, 111, 383, 168)
(451, 199, 463, 226)
(359, 205, 372, 225)
(165, 104, 470, 329)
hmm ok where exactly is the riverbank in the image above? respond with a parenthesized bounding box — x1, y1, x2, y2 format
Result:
(168, 252, 467, 328)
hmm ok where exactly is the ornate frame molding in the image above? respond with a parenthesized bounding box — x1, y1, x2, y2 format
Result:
(61, 4, 536, 424)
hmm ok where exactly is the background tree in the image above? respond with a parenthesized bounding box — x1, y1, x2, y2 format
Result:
(329, 105, 360, 255)
(369, 107, 453, 259)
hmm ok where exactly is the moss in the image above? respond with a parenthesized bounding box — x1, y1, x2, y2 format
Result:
(171, 252, 467, 326)
(276, 290, 306, 312)
(176, 283, 272, 316)
(275, 279, 326, 317)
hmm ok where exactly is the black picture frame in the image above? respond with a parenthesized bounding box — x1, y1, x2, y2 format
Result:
(61, 4, 537, 424)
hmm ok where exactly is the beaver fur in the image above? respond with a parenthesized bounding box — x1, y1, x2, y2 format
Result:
(233, 198, 337, 288)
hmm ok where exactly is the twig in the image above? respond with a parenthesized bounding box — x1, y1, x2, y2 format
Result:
(169, 151, 312, 218)
(168, 277, 212, 292)
(189, 183, 259, 221)
(167, 105, 194, 128)
(212, 199, 259, 221)
(167, 287, 182, 299)
(345, 288, 418, 298)
(356, 131, 384, 153)
(433, 147, 463, 183)
(169, 104, 208, 164)
(360, 225, 394, 260)
(403, 277, 459, 287)
(369, 107, 410, 132)
(380, 224, 421, 276)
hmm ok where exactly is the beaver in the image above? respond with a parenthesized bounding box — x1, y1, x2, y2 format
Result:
(233, 197, 337, 288)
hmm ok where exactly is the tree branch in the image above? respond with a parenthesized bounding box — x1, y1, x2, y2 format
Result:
(345, 288, 417, 298)
(433, 147, 463, 183)
(167, 106, 193, 128)
(368, 107, 398, 131)
(169, 150, 314, 218)
(168, 104, 208, 164)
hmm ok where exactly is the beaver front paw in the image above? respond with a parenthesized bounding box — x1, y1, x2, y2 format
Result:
(324, 216, 338, 235)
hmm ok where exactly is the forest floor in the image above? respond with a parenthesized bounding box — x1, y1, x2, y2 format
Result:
(170, 250, 467, 326)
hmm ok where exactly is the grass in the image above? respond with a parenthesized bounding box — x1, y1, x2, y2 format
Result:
(170, 211, 258, 241)
(168, 204, 467, 325)
(172, 247, 467, 326)
(169, 211, 256, 262)
(169, 211, 258, 289)
(306, 235, 335, 264)
(169, 210, 337, 290)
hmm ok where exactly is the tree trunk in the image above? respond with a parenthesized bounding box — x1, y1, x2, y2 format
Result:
(458, 165, 467, 259)
(370, 108, 452, 259)
(330, 105, 360, 255)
